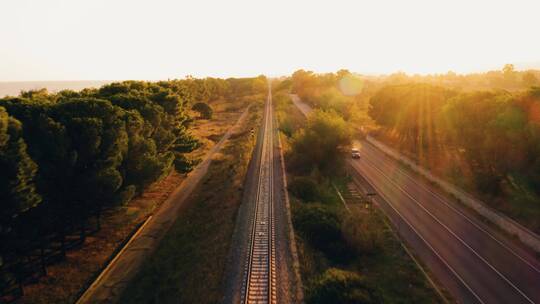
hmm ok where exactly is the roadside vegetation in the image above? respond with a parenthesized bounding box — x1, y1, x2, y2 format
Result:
(289, 66, 540, 234)
(118, 102, 262, 303)
(273, 82, 442, 303)
(369, 80, 540, 234)
(0, 76, 266, 302)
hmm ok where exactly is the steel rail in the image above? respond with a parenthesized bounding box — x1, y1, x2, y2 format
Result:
(242, 87, 277, 304)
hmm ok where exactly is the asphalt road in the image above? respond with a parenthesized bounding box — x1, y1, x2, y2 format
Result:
(291, 95, 540, 304)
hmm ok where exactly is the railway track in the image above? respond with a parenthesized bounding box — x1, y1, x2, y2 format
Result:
(241, 86, 277, 304)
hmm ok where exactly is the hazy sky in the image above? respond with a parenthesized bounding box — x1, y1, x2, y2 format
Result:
(1, 0, 539, 81)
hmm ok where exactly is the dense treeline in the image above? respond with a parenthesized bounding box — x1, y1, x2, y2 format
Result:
(369, 83, 540, 232)
(290, 65, 540, 129)
(291, 69, 377, 128)
(383, 64, 540, 91)
(289, 67, 540, 232)
(292, 69, 360, 118)
(0, 76, 266, 298)
(369, 83, 456, 148)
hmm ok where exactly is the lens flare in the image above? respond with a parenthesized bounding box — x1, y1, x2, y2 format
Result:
(338, 74, 364, 96)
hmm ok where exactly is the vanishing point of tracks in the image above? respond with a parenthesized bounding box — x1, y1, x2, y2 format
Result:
(240, 87, 277, 304)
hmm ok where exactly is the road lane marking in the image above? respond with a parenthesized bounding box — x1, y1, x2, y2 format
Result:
(290, 96, 536, 303)
(349, 162, 485, 304)
(361, 142, 540, 275)
(356, 157, 535, 303)
(349, 171, 452, 304)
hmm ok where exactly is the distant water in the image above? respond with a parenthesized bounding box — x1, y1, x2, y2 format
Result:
(0, 81, 113, 97)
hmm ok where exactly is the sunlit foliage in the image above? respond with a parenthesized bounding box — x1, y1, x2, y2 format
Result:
(369, 82, 540, 231)
(290, 110, 351, 174)
(369, 83, 456, 149)
(0, 107, 41, 234)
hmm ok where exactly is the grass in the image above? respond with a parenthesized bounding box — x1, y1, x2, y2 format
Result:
(346, 207, 446, 303)
(117, 104, 261, 304)
(15, 97, 249, 304)
(291, 179, 444, 303)
(188, 97, 249, 159)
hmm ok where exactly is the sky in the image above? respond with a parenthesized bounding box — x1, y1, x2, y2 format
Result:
(1, 0, 539, 81)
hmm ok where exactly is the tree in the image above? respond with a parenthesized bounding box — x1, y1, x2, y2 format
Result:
(97, 81, 197, 183)
(226, 77, 267, 98)
(523, 72, 539, 87)
(0, 107, 42, 288)
(0, 107, 41, 233)
(313, 88, 352, 118)
(251, 75, 268, 94)
(293, 204, 341, 252)
(19, 89, 52, 103)
(2, 97, 131, 241)
(503, 64, 515, 77)
(338, 73, 364, 97)
(51, 98, 129, 233)
(369, 83, 454, 150)
(290, 109, 351, 174)
(502, 64, 517, 87)
(442, 91, 522, 194)
(192, 102, 213, 119)
(0, 76, 245, 295)
(291, 69, 317, 100)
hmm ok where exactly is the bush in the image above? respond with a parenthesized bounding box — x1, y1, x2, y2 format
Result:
(342, 211, 385, 255)
(293, 204, 341, 251)
(192, 102, 213, 119)
(279, 116, 294, 137)
(307, 268, 374, 304)
(289, 176, 320, 202)
(174, 153, 199, 173)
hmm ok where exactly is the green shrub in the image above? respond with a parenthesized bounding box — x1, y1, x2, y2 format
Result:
(192, 102, 213, 119)
(289, 176, 320, 202)
(342, 211, 385, 255)
(293, 204, 341, 250)
(307, 268, 374, 304)
(279, 116, 294, 137)
(174, 153, 199, 173)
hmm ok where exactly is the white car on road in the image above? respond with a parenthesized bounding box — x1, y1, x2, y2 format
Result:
(351, 148, 361, 159)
